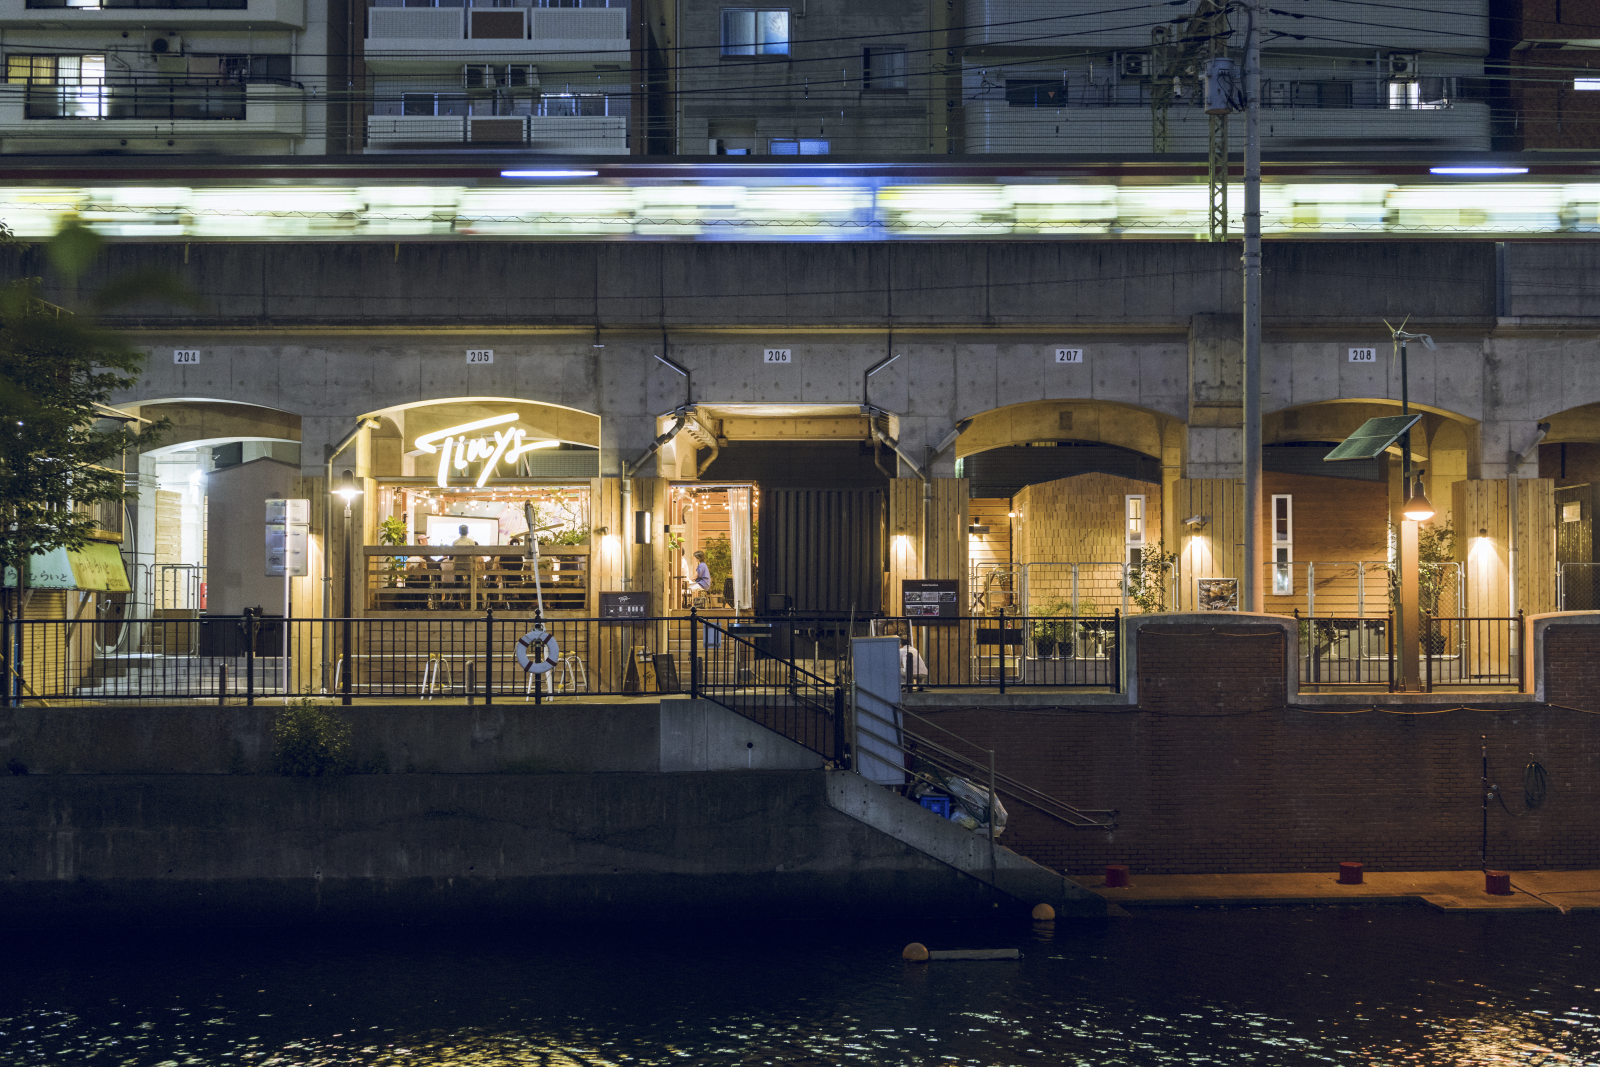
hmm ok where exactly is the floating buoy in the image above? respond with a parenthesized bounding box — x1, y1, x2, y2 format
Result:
(1031, 903, 1056, 921)
(902, 942, 930, 961)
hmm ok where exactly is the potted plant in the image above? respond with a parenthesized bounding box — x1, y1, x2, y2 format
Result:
(377, 516, 408, 587)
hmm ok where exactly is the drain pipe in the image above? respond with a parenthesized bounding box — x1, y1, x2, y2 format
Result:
(873, 428, 927, 482)
(685, 417, 720, 478)
(624, 412, 687, 478)
(1507, 421, 1550, 618)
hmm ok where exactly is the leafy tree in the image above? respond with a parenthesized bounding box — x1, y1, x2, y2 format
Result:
(0, 221, 174, 608)
(1123, 540, 1178, 613)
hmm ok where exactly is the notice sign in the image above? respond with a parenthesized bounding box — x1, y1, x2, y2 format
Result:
(600, 591, 652, 621)
(901, 579, 959, 621)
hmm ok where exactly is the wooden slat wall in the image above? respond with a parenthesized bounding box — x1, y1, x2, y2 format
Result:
(884, 478, 923, 611)
(1453, 478, 1557, 617)
(1172, 479, 1244, 612)
(967, 498, 1011, 569)
(1518, 478, 1557, 615)
(926, 478, 970, 685)
(590, 477, 624, 690)
(154, 490, 181, 566)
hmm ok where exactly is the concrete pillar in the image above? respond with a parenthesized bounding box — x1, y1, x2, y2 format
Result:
(1187, 314, 1244, 481)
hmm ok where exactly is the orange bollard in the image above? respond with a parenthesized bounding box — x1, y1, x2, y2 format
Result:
(1104, 864, 1130, 888)
(1338, 861, 1364, 885)
(1485, 870, 1512, 895)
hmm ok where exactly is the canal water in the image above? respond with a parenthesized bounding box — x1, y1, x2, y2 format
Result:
(2, 907, 1597, 1065)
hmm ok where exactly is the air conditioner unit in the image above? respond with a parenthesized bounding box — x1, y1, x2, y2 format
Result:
(463, 63, 495, 90)
(1117, 51, 1152, 78)
(503, 64, 537, 90)
(151, 34, 183, 56)
(1388, 53, 1417, 76)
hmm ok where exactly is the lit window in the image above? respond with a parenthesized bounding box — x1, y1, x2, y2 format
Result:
(1271, 494, 1293, 595)
(1125, 495, 1145, 570)
(722, 9, 789, 56)
(1388, 79, 1420, 109)
(769, 138, 828, 154)
(863, 45, 907, 90)
(8, 54, 107, 118)
(1577, 78, 1600, 90)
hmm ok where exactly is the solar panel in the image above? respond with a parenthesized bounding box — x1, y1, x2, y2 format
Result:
(1322, 415, 1423, 462)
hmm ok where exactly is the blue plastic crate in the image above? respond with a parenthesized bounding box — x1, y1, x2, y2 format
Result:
(918, 795, 952, 818)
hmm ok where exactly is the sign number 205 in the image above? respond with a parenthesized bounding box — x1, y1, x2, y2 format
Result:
(466, 349, 494, 364)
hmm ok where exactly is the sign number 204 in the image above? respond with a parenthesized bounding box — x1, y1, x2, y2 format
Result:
(173, 349, 200, 365)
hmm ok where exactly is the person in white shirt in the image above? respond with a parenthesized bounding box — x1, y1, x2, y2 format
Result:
(899, 635, 928, 691)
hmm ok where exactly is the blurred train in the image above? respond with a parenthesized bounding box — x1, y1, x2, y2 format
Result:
(2, 151, 1598, 241)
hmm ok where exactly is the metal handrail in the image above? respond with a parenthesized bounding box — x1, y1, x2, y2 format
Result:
(854, 685, 1116, 830)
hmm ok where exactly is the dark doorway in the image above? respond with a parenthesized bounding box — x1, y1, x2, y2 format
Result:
(758, 488, 884, 616)
(1557, 483, 1595, 609)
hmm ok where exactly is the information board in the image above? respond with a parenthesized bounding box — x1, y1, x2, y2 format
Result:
(600, 591, 652, 621)
(901, 579, 959, 620)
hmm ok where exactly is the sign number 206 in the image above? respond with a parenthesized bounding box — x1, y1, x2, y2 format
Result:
(763, 349, 792, 364)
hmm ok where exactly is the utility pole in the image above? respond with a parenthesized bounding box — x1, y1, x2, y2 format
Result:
(1240, 0, 1263, 612)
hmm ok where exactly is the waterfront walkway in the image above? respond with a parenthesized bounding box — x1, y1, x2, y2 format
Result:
(1089, 870, 1600, 913)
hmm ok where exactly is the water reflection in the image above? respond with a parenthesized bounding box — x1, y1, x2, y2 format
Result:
(1, 909, 1598, 1066)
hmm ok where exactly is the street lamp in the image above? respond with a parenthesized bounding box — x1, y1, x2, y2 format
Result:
(334, 469, 362, 705)
(1402, 473, 1435, 523)
(1388, 320, 1436, 691)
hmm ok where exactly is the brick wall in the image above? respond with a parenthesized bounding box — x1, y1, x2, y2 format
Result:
(921, 625, 1600, 876)
(1545, 625, 1600, 711)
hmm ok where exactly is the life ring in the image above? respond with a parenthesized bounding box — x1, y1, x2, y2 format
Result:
(515, 627, 559, 674)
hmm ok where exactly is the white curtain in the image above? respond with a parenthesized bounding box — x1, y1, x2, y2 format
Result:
(729, 486, 752, 610)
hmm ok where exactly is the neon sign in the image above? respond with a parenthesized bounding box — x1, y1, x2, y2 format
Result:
(413, 413, 559, 488)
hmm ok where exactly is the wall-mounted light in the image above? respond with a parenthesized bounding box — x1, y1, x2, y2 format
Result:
(1183, 514, 1208, 529)
(595, 526, 609, 536)
(635, 510, 651, 545)
(967, 524, 990, 534)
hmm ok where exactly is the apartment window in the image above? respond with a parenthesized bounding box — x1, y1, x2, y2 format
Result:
(1577, 78, 1600, 90)
(1125, 494, 1145, 571)
(722, 8, 788, 56)
(8, 55, 106, 118)
(403, 93, 474, 116)
(28, 0, 246, 8)
(1271, 494, 1293, 595)
(1005, 79, 1066, 107)
(769, 138, 827, 154)
(863, 45, 906, 90)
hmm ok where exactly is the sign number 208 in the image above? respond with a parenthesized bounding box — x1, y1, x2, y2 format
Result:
(1348, 348, 1378, 363)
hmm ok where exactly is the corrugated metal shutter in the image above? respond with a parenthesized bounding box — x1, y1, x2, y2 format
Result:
(759, 489, 883, 615)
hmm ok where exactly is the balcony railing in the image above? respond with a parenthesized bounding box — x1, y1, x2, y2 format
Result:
(11, 78, 247, 119)
(27, 0, 246, 7)
(364, 545, 589, 614)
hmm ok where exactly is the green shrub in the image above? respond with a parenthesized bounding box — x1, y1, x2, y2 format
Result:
(271, 699, 354, 777)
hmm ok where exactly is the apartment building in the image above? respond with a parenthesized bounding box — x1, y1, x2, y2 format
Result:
(671, 0, 944, 155)
(361, 0, 641, 153)
(0, 0, 335, 153)
(1508, 0, 1600, 149)
(959, 0, 1493, 154)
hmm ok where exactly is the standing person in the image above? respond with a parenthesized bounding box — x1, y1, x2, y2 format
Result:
(446, 524, 477, 607)
(899, 635, 928, 691)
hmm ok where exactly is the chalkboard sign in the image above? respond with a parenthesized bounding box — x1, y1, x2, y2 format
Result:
(653, 653, 681, 694)
(901, 579, 959, 621)
(600, 591, 652, 621)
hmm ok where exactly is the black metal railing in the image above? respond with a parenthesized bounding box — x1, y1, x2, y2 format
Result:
(1298, 614, 1394, 690)
(694, 612, 845, 763)
(0, 610, 1124, 709)
(28, 0, 246, 8)
(1424, 614, 1523, 692)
